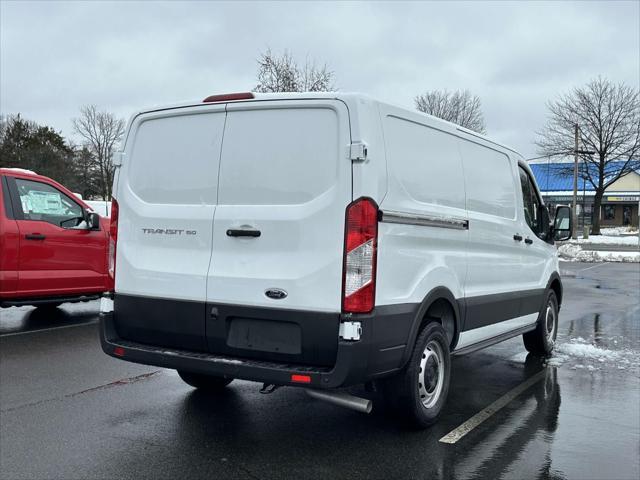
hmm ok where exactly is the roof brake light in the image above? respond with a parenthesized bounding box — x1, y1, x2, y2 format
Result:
(202, 92, 254, 103)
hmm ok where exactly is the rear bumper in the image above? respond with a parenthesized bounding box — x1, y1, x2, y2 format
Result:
(100, 300, 418, 389)
(101, 310, 370, 388)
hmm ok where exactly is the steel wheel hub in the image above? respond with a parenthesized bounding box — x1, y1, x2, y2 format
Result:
(545, 302, 557, 345)
(418, 340, 445, 409)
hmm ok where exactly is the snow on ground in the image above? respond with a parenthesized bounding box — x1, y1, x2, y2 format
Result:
(574, 235, 639, 246)
(546, 337, 639, 373)
(557, 243, 640, 262)
(601, 227, 639, 236)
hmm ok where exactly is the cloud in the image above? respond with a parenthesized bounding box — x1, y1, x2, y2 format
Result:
(1, 0, 638, 156)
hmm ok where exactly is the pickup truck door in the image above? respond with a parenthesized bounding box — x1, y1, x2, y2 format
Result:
(7, 176, 107, 297)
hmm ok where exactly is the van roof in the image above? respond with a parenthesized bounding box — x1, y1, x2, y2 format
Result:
(131, 92, 522, 158)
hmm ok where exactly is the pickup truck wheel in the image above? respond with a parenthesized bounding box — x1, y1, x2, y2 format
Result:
(381, 322, 451, 429)
(523, 290, 558, 356)
(177, 370, 233, 391)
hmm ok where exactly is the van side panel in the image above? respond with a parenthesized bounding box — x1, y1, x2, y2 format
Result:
(370, 107, 468, 368)
(459, 138, 522, 301)
(457, 137, 538, 346)
(376, 108, 468, 309)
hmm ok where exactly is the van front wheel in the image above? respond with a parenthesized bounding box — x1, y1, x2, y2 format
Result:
(381, 322, 451, 429)
(523, 290, 558, 356)
(177, 370, 233, 391)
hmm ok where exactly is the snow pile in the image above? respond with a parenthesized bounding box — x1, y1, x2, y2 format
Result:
(601, 227, 639, 236)
(575, 235, 639, 246)
(557, 243, 640, 263)
(557, 340, 622, 360)
(546, 353, 569, 367)
(548, 337, 639, 372)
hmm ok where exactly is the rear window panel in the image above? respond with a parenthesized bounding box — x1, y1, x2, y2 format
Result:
(128, 112, 226, 205)
(218, 108, 339, 205)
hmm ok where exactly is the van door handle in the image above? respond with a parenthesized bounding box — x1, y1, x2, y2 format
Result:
(513, 234, 523, 242)
(524, 237, 533, 244)
(25, 234, 46, 240)
(226, 229, 261, 238)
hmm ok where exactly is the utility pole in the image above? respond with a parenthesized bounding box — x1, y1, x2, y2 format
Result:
(572, 123, 579, 239)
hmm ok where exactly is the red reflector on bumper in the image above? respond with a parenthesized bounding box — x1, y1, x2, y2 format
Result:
(113, 346, 125, 357)
(291, 374, 311, 384)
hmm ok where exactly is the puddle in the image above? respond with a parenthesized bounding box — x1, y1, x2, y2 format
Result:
(560, 310, 640, 351)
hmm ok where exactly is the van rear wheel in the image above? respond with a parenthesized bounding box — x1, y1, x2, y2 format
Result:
(381, 322, 451, 429)
(523, 290, 558, 356)
(177, 370, 233, 391)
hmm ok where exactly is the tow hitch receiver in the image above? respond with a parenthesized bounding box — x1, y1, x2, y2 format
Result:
(259, 383, 280, 394)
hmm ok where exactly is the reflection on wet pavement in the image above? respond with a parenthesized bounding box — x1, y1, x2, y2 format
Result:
(0, 301, 99, 335)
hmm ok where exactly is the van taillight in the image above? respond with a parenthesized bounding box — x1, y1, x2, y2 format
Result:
(342, 197, 378, 314)
(107, 199, 119, 291)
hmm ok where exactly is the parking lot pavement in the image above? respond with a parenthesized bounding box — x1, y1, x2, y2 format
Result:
(1, 263, 639, 480)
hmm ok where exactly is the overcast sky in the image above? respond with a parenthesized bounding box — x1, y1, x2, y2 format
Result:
(1, 0, 638, 158)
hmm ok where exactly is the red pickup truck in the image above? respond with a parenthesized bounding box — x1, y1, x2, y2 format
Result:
(0, 168, 110, 308)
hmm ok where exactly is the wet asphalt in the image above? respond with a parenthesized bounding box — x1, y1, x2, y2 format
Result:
(0, 262, 638, 480)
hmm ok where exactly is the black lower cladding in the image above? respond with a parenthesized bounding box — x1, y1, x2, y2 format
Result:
(355, 303, 418, 377)
(114, 294, 209, 352)
(113, 294, 341, 367)
(461, 288, 546, 332)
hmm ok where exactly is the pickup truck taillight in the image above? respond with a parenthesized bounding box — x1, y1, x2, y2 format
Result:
(107, 199, 119, 291)
(342, 197, 378, 314)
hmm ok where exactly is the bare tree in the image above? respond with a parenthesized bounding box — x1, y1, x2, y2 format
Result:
(254, 48, 335, 93)
(414, 89, 486, 134)
(73, 106, 125, 200)
(536, 77, 640, 234)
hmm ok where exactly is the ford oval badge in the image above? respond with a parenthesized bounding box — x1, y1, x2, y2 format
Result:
(265, 288, 287, 300)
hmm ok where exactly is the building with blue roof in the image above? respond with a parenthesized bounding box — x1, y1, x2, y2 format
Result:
(529, 159, 639, 228)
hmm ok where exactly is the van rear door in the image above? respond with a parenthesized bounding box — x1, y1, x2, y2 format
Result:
(205, 100, 352, 366)
(115, 105, 226, 351)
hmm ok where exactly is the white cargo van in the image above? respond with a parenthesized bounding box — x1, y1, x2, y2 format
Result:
(100, 92, 572, 427)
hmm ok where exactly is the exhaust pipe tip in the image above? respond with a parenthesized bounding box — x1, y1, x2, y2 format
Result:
(306, 389, 373, 414)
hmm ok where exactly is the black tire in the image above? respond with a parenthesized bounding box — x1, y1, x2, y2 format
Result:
(381, 322, 451, 429)
(523, 290, 558, 356)
(177, 370, 233, 391)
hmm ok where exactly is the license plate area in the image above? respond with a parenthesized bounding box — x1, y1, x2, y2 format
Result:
(226, 318, 301, 355)
(205, 303, 340, 367)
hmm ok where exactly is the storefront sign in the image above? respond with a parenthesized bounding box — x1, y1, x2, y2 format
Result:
(607, 196, 640, 202)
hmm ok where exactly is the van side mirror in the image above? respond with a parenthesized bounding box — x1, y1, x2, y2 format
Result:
(553, 205, 572, 241)
(86, 211, 101, 231)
